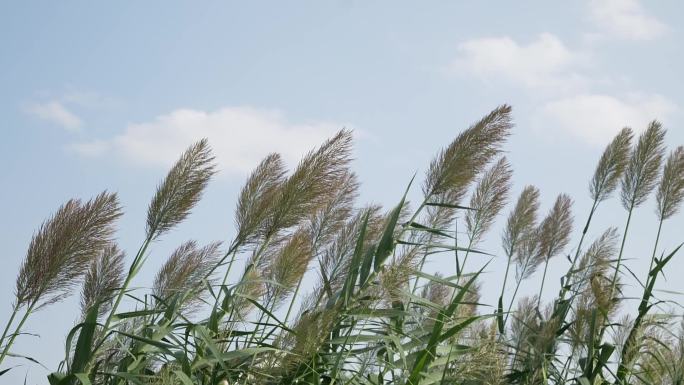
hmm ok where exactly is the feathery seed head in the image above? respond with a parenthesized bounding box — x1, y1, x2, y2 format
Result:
(263, 129, 353, 239)
(146, 138, 216, 240)
(316, 205, 384, 297)
(621, 121, 666, 210)
(590, 127, 633, 202)
(235, 153, 286, 247)
(536, 194, 573, 261)
(577, 227, 619, 277)
(15, 192, 122, 309)
(502, 185, 540, 257)
(153, 240, 222, 308)
(266, 230, 313, 306)
(423, 105, 512, 199)
(656, 146, 684, 221)
(422, 274, 453, 308)
(80, 244, 125, 318)
(465, 157, 513, 246)
(307, 170, 359, 255)
(234, 266, 267, 319)
(514, 228, 542, 281)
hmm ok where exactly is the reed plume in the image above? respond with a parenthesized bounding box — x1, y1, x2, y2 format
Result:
(576, 228, 619, 280)
(262, 129, 353, 240)
(235, 153, 286, 247)
(147, 139, 216, 240)
(423, 105, 512, 199)
(265, 230, 313, 307)
(465, 157, 512, 246)
(310, 205, 384, 305)
(656, 146, 684, 221)
(153, 240, 222, 308)
(513, 228, 542, 282)
(15, 192, 122, 309)
(307, 170, 359, 256)
(621, 121, 666, 210)
(80, 244, 125, 318)
(422, 274, 453, 309)
(590, 127, 633, 202)
(500, 185, 540, 328)
(535, 194, 573, 308)
(1, 192, 122, 367)
(536, 194, 573, 263)
(570, 228, 621, 348)
(503, 186, 540, 258)
(606, 121, 666, 335)
(233, 264, 267, 320)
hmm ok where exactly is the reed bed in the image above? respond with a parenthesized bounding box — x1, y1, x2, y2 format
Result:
(1, 105, 683, 385)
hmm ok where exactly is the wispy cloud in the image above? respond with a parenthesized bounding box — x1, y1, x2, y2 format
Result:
(71, 106, 350, 175)
(538, 93, 676, 145)
(25, 101, 83, 132)
(450, 33, 588, 92)
(587, 0, 669, 41)
(24, 89, 119, 132)
(450, 24, 676, 146)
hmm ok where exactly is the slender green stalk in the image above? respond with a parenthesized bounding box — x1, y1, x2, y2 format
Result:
(100, 238, 152, 337)
(245, 298, 273, 351)
(0, 306, 19, 358)
(459, 234, 476, 274)
(410, 233, 436, 295)
(208, 247, 240, 321)
(607, 205, 634, 309)
(646, 218, 664, 284)
(0, 302, 35, 366)
(499, 252, 513, 310)
(282, 275, 304, 327)
(88, 237, 155, 377)
(559, 199, 598, 301)
(504, 257, 529, 328)
(596, 205, 634, 346)
(536, 257, 550, 310)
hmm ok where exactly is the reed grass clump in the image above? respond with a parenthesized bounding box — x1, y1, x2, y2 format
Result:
(1, 106, 683, 385)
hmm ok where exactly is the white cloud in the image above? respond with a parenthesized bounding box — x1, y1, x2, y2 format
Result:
(71, 106, 348, 174)
(538, 93, 676, 145)
(587, 0, 668, 41)
(451, 33, 587, 91)
(26, 101, 83, 131)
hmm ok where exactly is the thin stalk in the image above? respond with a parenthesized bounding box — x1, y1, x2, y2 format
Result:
(536, 256, 550, 310)
(0, 302, 35, 366)
(495, 249, 515, 342)
(504, 256, 530, 328)
(499, 253, 513, 308)
(410, 233, 436, 296)
(208, 247, 240, 321)
(282, 275, 304, 327)
(244, 297, 273, 356)
(607, 205, 634, 309)
(327, 318, 359, 385)
(597, 204, 634, 344)
(505, 281, 523, 332)
(354, 199, 429, 301)
(0, 306, 19, 357)
(560, 342, 578, 382)
(559, 199, 598, 301)
(615, 216, 670, 384)
(100, 238, 152, 336)
(459, 230, 476, 274)
(646, 218, 664, 285)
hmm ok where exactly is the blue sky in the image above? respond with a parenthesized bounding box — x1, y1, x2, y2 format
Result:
(1, 1, 683, 383)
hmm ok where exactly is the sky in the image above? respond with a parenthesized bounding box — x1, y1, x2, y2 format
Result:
(1, 1, 683, 383)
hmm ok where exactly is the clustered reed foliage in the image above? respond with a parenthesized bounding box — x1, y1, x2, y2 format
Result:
(1, 105, 684, 385)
